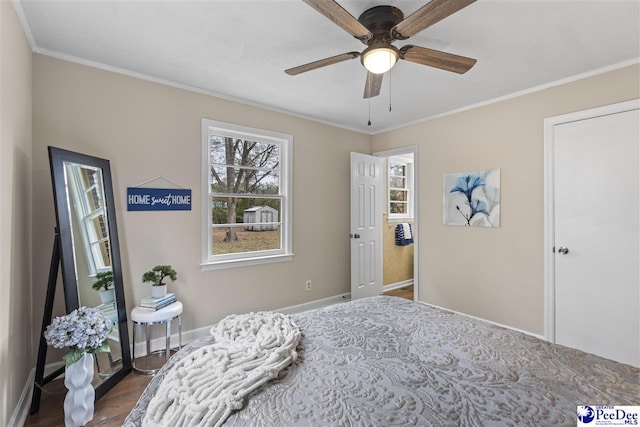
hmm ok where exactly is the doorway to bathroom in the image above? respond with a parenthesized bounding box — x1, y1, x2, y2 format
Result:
(375, 146, 418, 301)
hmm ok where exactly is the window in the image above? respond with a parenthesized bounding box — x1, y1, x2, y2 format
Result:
(202, 119, 293, 269)
(66, 163, 111, 274)
(388, 155, 414, 220)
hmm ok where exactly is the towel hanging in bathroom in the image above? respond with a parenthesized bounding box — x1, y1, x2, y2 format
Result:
(394, 223, 413, 246)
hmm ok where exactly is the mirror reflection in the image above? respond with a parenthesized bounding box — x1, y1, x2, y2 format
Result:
(63, 162, 123, 382)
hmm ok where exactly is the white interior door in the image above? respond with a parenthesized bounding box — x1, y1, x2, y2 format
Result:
(350, 152, 383, 300)
(552, 105, 639, 367)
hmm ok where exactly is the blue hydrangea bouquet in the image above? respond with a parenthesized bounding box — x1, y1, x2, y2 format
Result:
(44, 306, 113, 366)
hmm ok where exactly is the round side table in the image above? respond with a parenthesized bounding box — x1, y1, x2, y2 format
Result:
(131, 301, 183, 375)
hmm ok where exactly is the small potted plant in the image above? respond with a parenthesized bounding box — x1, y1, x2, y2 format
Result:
(142, 265, 177, 298)
(92, 270, 115, 304)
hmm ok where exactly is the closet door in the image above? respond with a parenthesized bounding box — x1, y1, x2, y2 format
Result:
(553, 106, 639, 367)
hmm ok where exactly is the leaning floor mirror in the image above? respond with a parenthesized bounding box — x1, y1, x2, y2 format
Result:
(33, 147, 132, 410)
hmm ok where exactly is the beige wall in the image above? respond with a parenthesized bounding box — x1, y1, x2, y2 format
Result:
(0, 2, 33, 425)
(372, 64, 640, 334)
(32, 55, 370, 357)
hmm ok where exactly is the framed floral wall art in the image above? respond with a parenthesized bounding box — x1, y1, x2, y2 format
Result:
(443, 169, 500, 227)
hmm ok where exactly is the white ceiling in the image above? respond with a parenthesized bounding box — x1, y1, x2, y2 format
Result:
(15, 0, 640, 134)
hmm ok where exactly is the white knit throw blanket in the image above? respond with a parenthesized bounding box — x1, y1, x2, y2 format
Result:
(142, 311, 301, 427)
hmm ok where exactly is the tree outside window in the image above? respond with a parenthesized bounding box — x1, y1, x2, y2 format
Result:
(388, 155, 414, 220)
(202, 120, 292, 269)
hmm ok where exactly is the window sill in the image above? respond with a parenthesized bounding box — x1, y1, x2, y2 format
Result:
(388, 217, 414, 223)
(201, 253, 294, 271)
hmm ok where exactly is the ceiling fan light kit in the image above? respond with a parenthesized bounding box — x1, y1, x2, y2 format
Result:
(288, 0, 478, 102)
(361, 43, 399, 74)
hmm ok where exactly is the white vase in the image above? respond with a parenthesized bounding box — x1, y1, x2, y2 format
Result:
(151, 284, 167, 298)
(64, 352, 95, 427)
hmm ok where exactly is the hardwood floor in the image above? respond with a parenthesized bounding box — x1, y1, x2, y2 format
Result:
(24, 372, 152, 427)
(383, 284, 414, 300)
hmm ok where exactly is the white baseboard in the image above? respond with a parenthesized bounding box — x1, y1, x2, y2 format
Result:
(275, 293, 351, 315)
(11, 361, 66, 427)
(8, 369, 34, 427)
(131, 321, 215, 356)
(418, 301, 545, 340)
(383, 280, 414, 292)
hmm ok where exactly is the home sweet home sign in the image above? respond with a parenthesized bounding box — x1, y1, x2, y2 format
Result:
(127, 187, 191, 211)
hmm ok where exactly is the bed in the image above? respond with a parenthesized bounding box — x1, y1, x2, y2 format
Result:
(124, 296, 639, 426)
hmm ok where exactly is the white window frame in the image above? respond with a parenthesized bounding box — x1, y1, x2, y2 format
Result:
(201, 119, 293, 270)
(387, 155, 414, 221)
(66, 164, 111, 275)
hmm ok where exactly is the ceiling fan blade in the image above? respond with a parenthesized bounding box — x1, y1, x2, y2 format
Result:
(285, 52, 360, 76)
(302, 0, 372, 42)
(363, 72, 383, 99)
(400, 45, 476, 74)
(392, 0, 476, 40)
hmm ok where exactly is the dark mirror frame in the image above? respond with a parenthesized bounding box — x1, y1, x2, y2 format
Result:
(46, 146, 131, 399)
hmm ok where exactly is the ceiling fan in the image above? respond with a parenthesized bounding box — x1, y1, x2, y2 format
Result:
(285, 0, 477, 99)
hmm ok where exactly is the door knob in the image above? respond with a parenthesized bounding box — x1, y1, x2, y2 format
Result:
(558, 246, 569, 255)
(349, 233, 361, 239)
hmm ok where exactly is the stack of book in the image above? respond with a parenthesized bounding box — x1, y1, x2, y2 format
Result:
(139, 293, 177, 311)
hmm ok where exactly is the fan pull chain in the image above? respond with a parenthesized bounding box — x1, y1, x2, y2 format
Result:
(368, 99, 372, 126)
(389, 70, 392, 112)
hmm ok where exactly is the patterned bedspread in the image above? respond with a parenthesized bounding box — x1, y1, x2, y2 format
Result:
(124, 296, 639, 426)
